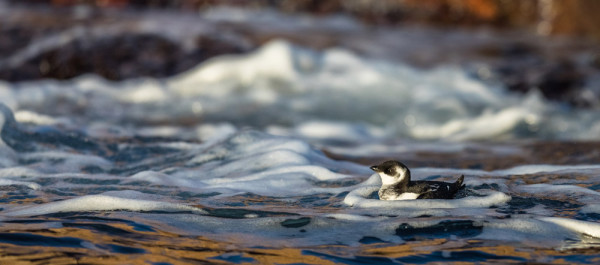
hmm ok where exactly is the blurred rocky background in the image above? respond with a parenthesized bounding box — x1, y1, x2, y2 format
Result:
(1, 0, 599, 107)
(13, 0, 600, 38)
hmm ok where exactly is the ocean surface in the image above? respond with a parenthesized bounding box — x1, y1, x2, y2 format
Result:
(2, 6, 600, 264)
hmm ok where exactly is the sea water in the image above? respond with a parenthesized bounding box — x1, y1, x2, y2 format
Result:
(2, 8, 600, 264)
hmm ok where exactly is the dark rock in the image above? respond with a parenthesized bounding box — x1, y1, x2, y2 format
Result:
(281, 217, 311, 228)
(0, 33, 247, 82)
(395, 220, 483, 241)
(538, 61, 585, 102)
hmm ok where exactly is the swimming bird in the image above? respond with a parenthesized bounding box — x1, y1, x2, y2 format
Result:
(370, 160, 464, 200)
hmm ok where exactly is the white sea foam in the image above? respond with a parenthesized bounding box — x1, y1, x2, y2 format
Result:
(0, 121, 598, 248)
(491, 164, 600, 176)
(0, 147, 17, 168)
(19, 152, 113, 173)
(123, 131, 366, 197)
(323, 141, 523, 158)
(515, 184, 600, 197)
(5, 192, 205, 216)
(267, 121, 386, 142)
(581, 204, 600, 214)
(136, 212, 406, 247)
(14, 110, 65, 126)
(2, 38, 600, 141)
(0, 167, 40, 178)
(344, 174, 511, 209)
(408, 164, 600, 179)
(538, 217, 600, 238)
(478, 218, 580, 247)
(0, 179, 40, 190)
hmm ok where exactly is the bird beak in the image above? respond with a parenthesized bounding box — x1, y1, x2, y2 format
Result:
(370, 165, 379, 172)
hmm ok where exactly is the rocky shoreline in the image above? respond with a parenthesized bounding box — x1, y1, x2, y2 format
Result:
(1, 2, 598, 107)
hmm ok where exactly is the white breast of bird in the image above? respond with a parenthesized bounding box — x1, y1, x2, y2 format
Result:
(390, 192, 420, 200)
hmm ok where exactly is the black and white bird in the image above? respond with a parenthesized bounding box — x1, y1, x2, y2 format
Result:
(370, 160, 464, 200)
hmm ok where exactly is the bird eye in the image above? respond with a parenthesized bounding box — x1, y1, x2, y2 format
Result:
(385, 169, 392, 175)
